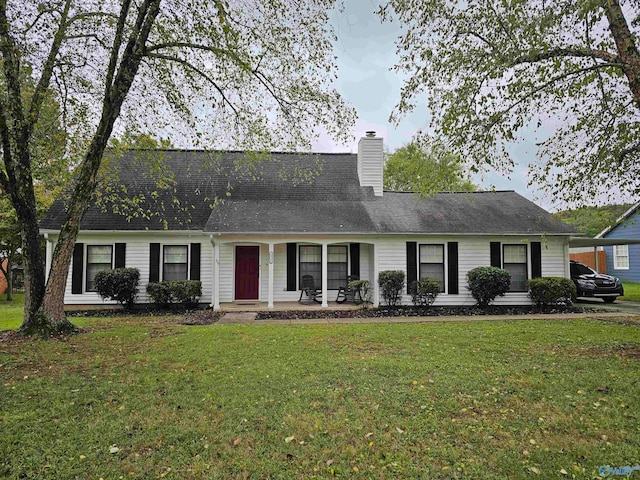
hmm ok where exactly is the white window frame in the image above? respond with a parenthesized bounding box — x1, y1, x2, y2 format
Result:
(86, 244, 114, 292)
(613, 244, 629, 270)
(419, 244, 446, 293)
(503, 244, 528, 292)
(162, 244, 190, 281)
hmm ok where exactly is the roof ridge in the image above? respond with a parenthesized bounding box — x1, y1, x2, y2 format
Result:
(111, 147, 356, 156)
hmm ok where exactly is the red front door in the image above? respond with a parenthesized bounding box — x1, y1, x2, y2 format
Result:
(235, 246, 259, 300)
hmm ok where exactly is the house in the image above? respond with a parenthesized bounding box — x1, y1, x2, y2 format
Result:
(597, 202, 640, 282)
(40, 132, 577, 308)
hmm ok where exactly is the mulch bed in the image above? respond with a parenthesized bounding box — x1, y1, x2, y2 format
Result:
(256, 304, 598, 320)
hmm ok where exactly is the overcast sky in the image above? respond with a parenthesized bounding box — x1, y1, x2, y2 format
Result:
(313, 1, 562, 210)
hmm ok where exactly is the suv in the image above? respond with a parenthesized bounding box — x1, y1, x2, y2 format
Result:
(570, 260, 624, 303)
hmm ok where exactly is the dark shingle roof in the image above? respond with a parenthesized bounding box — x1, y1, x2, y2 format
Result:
(40, 149, 577, 235)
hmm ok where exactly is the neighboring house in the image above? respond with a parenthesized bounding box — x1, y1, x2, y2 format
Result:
(597, 202, 640, 282)
(40, 133, 577, 308)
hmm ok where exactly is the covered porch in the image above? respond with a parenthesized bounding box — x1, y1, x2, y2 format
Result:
(208, 235, 379, 310)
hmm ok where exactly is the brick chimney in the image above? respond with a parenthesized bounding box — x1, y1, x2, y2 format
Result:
(357, 131, 383, 196)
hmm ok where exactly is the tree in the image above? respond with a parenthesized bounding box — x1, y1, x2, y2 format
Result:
(384, 138, 476, 194)
(1, 0, 354, 336)
(380, 0, 640, 205)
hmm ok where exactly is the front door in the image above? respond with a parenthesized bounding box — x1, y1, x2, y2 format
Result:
(235, 246, 259, 300)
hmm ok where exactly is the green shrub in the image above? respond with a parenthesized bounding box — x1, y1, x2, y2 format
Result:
(378, 270, 405, 306)
(146, 280, 202, 309)
(94, 268, 140, 308)
(466, 266, 511, 307)
(348, 279, 371, 305)
(527, 277, 576, 306)
(409, 278, 441, 306)
(170, 280, 203, 307)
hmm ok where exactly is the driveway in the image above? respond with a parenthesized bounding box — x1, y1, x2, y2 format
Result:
(576, 298, 640, 314)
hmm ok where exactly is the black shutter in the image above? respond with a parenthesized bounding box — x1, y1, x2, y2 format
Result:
(531, 241, 542, 278)
(71, 243, 84, 294)
(115, 243, 126, 269)
(350, 243, 360, 278)
(190, 243, 201, 280)
(286, 243, 297, 291)
(490, 242, 502, 267)
(149, 243, 160, 282)
(447, 242, 459, 294)
(406, 241, 417, 293)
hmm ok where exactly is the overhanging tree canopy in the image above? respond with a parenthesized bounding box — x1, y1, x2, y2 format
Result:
(0, 0, 354, 335)
(380, 0, 640, 205)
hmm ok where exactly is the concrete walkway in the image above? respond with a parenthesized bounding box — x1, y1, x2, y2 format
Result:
(217, 311, 639, 326)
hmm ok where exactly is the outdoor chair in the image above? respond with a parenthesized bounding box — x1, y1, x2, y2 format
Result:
(299, 275, 322, 303)
(336, 275, 362, 304)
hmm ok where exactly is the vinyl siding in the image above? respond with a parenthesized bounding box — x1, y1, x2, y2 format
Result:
(54, 233, 569, 306)
(60, 233, 213, 305)
(603, 210, 640, 282)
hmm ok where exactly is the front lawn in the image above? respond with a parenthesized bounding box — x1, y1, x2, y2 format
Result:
(1, 315, 639, 479)
(621, 282, 640, 302)
(0, 293, 25, 331)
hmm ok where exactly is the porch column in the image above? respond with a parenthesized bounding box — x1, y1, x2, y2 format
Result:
(44, 234, 52, 278)
(321, 242, 328, 307)
(373, 242, 380, 307)
(268, 243, 274, 309)
(213, 240, 221, 310)
(594, 246, 600, 272)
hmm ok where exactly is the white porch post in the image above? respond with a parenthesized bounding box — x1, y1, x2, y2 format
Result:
(268, 242, 274, 309)
(213, 239, 221, 310)
(373, 242, 380, 307)
(321, 242, 328, 307)
(594, 246, 600, 272)
(44, 234, 52, 278)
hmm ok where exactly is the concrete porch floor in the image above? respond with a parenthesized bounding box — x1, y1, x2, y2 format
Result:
(219, 301, 364, 312)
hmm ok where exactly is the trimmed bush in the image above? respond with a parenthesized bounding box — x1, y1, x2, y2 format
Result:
(378, 270, 405, 306)
(348, 279, 371, 305)
(146, 280, 202, 309)
(409, 278, 441, 306)
(466, 266, 511, 307)
(528, 277, 576, 306)
(94, 268, 140, 308)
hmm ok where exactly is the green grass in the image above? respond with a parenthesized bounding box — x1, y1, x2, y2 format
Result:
(0, 293, 25, 331)
(621, 282, 640, 302)
(1, 313, 639, 479)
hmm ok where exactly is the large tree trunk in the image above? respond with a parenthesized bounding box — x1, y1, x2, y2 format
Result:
(38, 0, 162, 328)
(605, 0, 640, 109)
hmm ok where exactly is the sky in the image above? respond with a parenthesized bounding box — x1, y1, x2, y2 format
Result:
(313, 1, 559, 210)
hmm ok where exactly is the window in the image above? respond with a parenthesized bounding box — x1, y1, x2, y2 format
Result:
(86, 245, 113, 291)
(327, 245, 347, 290)
(613, 245, 629, 270)
(503, 244, 527, 291)
(419, 244, 445, 292)
(163, 245, 188, 280)
(299, 245, 322, 288)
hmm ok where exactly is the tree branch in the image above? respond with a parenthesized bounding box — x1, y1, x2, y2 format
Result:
(145, 52, 239, 117)
(511, 47, 621, 67)
(104, 0, 133, 104)
(26, 0, 72, 133)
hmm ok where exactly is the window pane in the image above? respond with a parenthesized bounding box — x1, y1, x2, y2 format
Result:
(88, 245, 112, 264)
(164, 263, 188, 281)
(614, 245, 629, 269)
(503, 245, 526, 263)
(300, 245, 321, 262)
(86, 245, 112, 291)
(164, 245, 188, 263)
(420, 244, 443, 263)
(328, 245, 347, 262)
(419, 264, 444, 292)
(300, 263, 321, 287)
(328, 262, 347, 290)
(505, 264, 527, 291)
